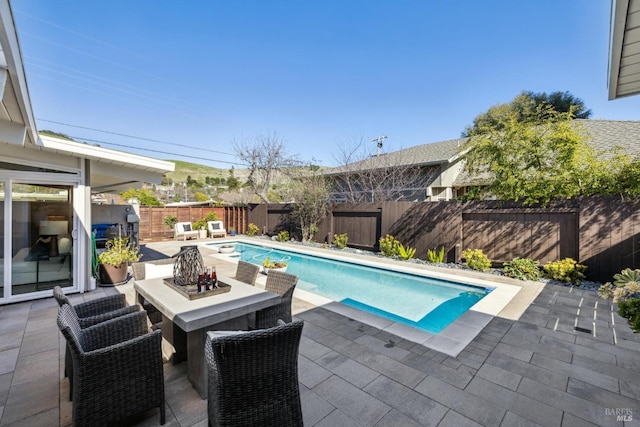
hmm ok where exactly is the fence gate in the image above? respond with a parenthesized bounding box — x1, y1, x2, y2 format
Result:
(332, 210, 382, 251)
(462, 210, 578, 264)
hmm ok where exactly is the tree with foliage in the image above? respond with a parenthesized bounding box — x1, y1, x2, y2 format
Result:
(462, 106, 640, 204)
(226, 169, 241, 190)
(233, 132, 300, 203)
(463, 90, 592, 137)
(120, 188, 161, 206)
(194, 192, 209, 202)
(186, 175, 198, 186)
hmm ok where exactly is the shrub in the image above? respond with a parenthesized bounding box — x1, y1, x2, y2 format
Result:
(247, 223, 260, 236)
(462, 248, 492, 272)
(597, 282, 615, 300)
(613, 268, 640, 287)
(503, 257, 541, 281)
(397, 243, 416, 260)
(333, 233, 348, 249)
(262, 257, 287, 269)
(379, 235, 400, 257)
(543, 258, 587, 284)
(192, 218, 207, 230)
(427, 246, 445, 263)
(617, 298, 640, 332)
(164, 215, 177, 229)
(277, 230, 290, 242)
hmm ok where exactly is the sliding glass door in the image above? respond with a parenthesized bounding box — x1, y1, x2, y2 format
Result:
(9, 182, 74, 296)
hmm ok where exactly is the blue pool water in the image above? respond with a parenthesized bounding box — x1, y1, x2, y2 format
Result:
(207, 242, 491, 334)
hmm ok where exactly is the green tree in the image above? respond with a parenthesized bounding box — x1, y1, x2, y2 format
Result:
(120, 188, 161, 206)
(194, 192, 209, 202)
(463, 108, 591, 204)
(463, 90, 591, 137)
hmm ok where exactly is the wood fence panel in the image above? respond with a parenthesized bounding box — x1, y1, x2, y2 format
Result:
(139, 206, 240, 241)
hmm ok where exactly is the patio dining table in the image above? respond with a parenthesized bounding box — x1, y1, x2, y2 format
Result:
(134, 274, 280, 398)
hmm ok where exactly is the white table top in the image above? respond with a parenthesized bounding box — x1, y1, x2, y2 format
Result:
(134, 275, 280, 332)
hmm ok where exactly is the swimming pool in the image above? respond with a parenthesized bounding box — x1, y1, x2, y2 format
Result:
(207, 241, 492, 334)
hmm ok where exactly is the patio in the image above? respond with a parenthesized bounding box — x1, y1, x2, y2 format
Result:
(0, 240, 639, 426)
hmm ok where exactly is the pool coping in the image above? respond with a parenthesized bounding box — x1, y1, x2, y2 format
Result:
(201, 238, 530, 357)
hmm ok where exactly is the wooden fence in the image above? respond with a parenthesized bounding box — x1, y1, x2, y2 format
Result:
(247, 198, 640, 282)
(138, 206, 248, 241)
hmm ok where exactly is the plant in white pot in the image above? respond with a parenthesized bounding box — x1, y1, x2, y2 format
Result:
(262, 257, 288, 274)
(98, 236, 141, 285)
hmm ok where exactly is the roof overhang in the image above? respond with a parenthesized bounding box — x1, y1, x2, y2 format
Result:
(0, 0, 38, 146)
(39, 134, 175, 193)
(608, 0, 640, 100)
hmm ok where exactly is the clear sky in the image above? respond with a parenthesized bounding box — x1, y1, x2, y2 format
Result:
(12, 1, 640, 169)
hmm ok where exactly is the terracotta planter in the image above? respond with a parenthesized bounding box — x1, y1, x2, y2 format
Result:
(99, 262, 128, 286)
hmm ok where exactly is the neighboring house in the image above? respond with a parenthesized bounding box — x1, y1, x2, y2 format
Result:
(326, 138, 468, 202)
(608, 0, 640, 100)
(0, 0, 174, 304)
(327, 119, 640, 202)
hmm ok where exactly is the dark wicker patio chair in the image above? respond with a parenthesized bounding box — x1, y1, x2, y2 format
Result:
(53, 286, 140, 388)
(131, 258, 175, 326)
(53, 285, 139, 328)
(205, 320, 304, 427)
(254, 270, 298, 329)
(235, 260, 260, 286)
(57, 304, 165, 426)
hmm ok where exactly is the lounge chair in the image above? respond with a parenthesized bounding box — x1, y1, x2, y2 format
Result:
(255, 270, 298, 329)
(175, 222, 199, 241)
(57, 304, 165, 425)
(205, 320, 304, 426)
(207, 220, 226, 238)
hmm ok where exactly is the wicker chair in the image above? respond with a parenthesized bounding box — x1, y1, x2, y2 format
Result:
(254, 270, 298, 329)
(205, 320, 304, 427)
(235, 260, 260, 286)
(57, 304, 165, 426)
(131, 258, 175, 326)
(53, 286, 140, 388)
(53, 286, 139, 328)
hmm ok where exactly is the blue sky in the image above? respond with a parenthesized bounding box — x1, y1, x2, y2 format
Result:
(13, 1, 640, 169)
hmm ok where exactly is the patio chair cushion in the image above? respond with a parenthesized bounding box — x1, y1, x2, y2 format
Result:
(183, 223, 192, 231)
(145, 262, 174, 279)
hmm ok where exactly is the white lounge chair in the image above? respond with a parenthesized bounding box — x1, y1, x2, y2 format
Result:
(207, 221, 226, 238)
(175, 222, 199, 240)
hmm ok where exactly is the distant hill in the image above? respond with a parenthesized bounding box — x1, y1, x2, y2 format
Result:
(165, 160, 250, 184)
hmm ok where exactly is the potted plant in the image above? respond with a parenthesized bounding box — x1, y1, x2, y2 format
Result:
(229, 227, 237, 237)
(218, 244, 235, 254)
(98, 236, 141, 285)
(262, 257, 288, 274)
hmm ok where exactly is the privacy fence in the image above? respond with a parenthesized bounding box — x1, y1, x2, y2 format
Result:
(138, 206, 248, 241)
(247, 197, 640, 282)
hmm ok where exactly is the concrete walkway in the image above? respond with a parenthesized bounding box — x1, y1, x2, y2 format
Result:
(0, 240, 639, 426)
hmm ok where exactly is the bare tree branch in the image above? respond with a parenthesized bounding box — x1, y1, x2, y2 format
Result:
(232, 132, 300, 203)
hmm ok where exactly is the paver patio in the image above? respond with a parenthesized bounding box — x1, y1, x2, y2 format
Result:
(0, 240, 638, 426)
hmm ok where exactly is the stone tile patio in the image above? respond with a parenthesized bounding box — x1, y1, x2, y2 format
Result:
(0, 240, 639, 426)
